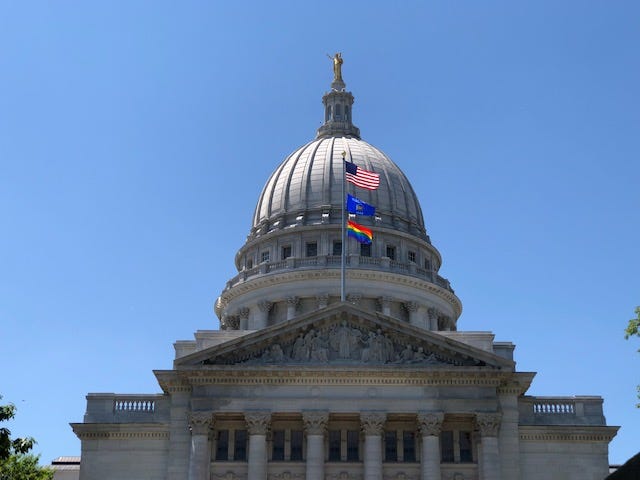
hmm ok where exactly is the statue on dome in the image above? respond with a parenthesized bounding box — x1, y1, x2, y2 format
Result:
(327, 52, 343, 82)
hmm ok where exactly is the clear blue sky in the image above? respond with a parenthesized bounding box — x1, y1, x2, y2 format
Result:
(1, 0, 638, 466)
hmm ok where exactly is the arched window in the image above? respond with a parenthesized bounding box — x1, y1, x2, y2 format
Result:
(335, 104, 342, 119)
(345, 105, 350, 121)
(326, 105, 332, 121)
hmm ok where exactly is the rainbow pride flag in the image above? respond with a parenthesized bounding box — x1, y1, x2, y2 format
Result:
(347, 220, 373, 244)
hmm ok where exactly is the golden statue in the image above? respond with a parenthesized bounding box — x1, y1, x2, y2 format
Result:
(327, 52, 343, 82)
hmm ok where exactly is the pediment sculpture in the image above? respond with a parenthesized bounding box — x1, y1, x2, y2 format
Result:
(205, 320, 456, 366)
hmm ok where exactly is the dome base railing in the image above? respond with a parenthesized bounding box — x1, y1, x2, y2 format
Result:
(225, 256, 454, 293)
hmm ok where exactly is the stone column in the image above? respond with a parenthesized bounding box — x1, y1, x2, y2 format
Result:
(252, 301, 272, 329)
(378, 296, 392, 316)
(239, 307, 250, 330)
(361, 412, 386, 480)
(167, 388, 192, 480)
(302, 411, 329, 480)
(245, 411, 271, 480)
(498, 385, 521, 479)
(286, 296, 299, 320)
(476, 413, 502, 480)
(188, 411, 213, 480)
(417, 411, 444, 480)
(404, 301, 420, 327)
(427, 308, 439, 331)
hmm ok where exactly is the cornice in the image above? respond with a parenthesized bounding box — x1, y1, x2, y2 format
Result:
(71, 422, 169, 440)
(159, 368, 513, 388)
(218, 268, 462, 317)
(519, 425, 619, 443)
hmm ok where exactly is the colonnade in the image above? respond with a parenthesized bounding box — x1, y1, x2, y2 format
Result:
(187, 410, 503, 480)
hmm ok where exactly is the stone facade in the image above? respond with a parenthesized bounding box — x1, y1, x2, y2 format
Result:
(72, 65, 618, 479)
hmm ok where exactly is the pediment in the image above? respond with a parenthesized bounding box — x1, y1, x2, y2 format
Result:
(175, 303, 514, 370)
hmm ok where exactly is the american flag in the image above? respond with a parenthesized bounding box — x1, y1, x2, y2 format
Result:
(345, 161, 380, 190)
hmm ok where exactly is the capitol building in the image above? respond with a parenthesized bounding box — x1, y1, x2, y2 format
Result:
(71, 59, 618, 480)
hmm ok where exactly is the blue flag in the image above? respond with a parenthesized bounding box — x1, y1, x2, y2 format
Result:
(346, 194, 375, 216)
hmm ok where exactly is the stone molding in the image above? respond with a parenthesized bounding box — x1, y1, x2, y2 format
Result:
(383, 474, 418, 480)
(302, 410, 329, 435)
(189, 411, 213, 435)
(360, 412, 387, 435)
(417, 411, 445, 436)
(268, 472, 305, 480)
(327, 473, 362, 480)
(475, 412, 502, 437)
(519, 425, 619, 442)
(161, 369, 512, 390)
(245, 411, 271, 435)
(71, 423, 169, 440)
(218, 269, 462, 318)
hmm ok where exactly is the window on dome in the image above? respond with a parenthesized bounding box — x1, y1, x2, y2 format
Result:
(360, 243, 371, 257)
(326, 105, 331, 122)
(246, 258, 253, 270)
(306, 242, 317, 257)
(345, 105, 350, 121)
(386, 245, 396, 260)
(281, 245, 292, 260)
(335, 104, 342, 119)
(408, 251, 416, 263)
(424, 258, 431, 270)
(261, 251, 270, 263)
(333, 241, 342, 256)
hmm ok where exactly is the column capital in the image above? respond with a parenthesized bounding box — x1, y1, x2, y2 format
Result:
(258, 300, 273, 312)
(302, 410, 329, 435)
(404, 301, 419, 312)
(427, 307, 440, 320)
(287, 296, 300, 307)
(221, 314, 239, 330)
(188, 411, 213, 435)
(360, 412, 387, 436)
(316, 293, 329, 309)
(238, 307, 250, 319)
(245, 411, 271, 435)
(475, 412, 502, 437)
(346, 293, 362, 305)
(417, 411, 444, 436)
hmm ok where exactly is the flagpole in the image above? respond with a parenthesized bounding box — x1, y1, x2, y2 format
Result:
(341, 150, 346, 302)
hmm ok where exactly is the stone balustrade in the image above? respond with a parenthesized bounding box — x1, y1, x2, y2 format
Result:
(224, 255, 454, 293)
(519, 396, 606, 426)
(84, 393, 170, 423)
